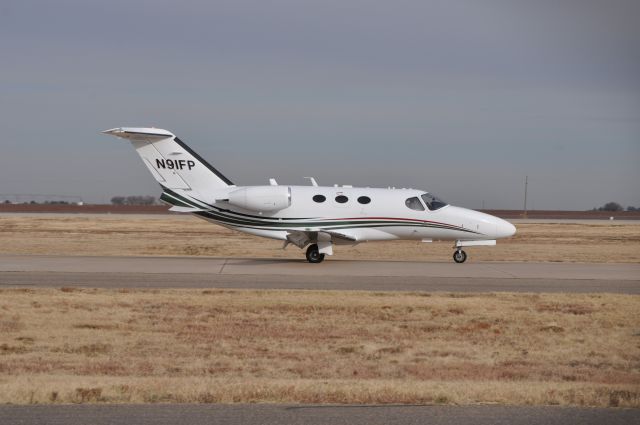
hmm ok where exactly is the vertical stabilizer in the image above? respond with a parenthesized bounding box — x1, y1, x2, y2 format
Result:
(103, 127, 232, 195)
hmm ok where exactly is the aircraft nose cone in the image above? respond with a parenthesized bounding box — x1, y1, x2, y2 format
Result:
(495, 219, 517, 239)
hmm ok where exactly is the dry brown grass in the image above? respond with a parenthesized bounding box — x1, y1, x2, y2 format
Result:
(1, 214, 639, 262)
(0, 288, 638, 406)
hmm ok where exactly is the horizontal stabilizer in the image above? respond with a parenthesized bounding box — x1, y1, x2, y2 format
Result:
(102, 127, 174, 141)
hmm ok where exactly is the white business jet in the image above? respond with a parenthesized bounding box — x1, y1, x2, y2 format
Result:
(103, 127, 516, 263)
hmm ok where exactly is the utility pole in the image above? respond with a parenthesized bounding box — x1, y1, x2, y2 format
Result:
(523, 175, 528, 218)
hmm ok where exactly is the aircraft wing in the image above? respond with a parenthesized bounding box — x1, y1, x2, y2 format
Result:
(321, 230, 357, 242)
(284, 229, 358, 248)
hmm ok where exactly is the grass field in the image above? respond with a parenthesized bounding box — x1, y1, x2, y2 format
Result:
(1, 214, 638, 406)
(0, 288, 638, 406)
(1, 214, 639, 262)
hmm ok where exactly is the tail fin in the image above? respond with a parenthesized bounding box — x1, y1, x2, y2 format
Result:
(103, 127, 232, 194)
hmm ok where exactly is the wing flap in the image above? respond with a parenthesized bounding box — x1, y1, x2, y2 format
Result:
(321, 230, 357, 242)
(284, 229, 358, 249)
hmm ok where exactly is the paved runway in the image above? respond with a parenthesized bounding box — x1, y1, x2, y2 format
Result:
(1, 404, 639, 425)
(0, 255, 638, 293)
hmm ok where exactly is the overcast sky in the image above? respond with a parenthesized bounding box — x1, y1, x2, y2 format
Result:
(1, 0, 638, 209)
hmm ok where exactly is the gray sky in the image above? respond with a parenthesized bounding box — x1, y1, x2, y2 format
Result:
(1, 0, 638, 209)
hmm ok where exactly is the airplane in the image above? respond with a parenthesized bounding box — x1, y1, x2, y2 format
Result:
(103, 127, 516, 264)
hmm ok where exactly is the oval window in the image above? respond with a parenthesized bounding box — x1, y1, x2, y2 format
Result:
(357, 196, 371, 204)
(313, 194, 326, 203)
(335, 195, 349, 204)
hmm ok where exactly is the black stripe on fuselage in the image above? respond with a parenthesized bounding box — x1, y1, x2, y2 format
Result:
(193, 209, 483, 235)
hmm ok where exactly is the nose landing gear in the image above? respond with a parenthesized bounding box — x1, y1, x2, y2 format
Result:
(453, 249, 467, 264)
(452, 239, 496, 263)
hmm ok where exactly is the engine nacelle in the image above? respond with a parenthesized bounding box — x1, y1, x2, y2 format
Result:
(227, 186, 291, 212)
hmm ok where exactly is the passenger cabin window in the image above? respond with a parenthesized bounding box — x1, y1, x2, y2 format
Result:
(335, 195, 349, 204)
(313, 194, 326, 203)
(421, 193, 448, 211)
(405, 197, 425, 211)
(357, 196, 371, 205)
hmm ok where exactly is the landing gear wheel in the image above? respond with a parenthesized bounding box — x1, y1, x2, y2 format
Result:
(453, 249, 467, 264)
(306, 244, 325, 263)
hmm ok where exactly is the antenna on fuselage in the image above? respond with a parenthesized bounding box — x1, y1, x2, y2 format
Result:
(304, 177, 318, 187)
(523, 175, 528, 218)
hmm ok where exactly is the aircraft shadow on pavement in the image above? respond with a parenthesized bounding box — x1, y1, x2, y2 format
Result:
(228, 258, 310, 266)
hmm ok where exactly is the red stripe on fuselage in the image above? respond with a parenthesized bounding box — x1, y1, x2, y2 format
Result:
(326, 216, 462, 229)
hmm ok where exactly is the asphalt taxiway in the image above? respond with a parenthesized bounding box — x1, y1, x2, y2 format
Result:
(0, 255, 638, 293)
(0, 404, 638, 425)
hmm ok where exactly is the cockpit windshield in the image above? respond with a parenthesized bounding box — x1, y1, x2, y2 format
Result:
(421, 193, 448, 211)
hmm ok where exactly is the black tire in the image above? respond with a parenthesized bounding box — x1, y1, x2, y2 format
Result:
(306, 244, 325, 263)
(453, 249, 467, 264)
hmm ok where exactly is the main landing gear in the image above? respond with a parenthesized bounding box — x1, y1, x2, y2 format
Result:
(453, 249, 467, 264)
(306, 244, 325, 263)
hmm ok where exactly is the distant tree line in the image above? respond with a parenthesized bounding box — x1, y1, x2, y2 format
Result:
(592, 202, 638, 212)
(110, 196, 157, 205)
(2, 200, 72, 205)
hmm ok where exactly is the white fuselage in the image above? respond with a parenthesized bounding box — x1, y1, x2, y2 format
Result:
(164, 185, 516, 244)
